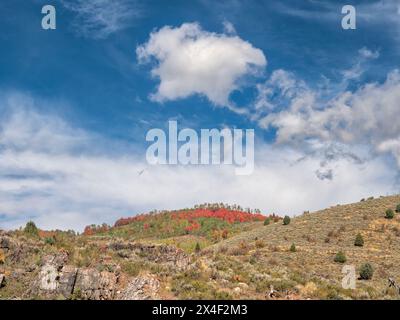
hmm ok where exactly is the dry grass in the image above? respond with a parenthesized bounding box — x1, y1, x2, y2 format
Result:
(212, 194, 400, 299)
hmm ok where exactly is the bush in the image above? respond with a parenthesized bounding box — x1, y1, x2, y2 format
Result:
(290, 243, 296, 252)
(354, 233, 364, 247)
(264, 218, 270, 226)
(334, 251, 346, 263)
(283, 216, 291, 225)
(396, 204, 400, 213)
(359, 263, 374, 280)
(44, 237, 56, 245)
(195, 242, 201, 253)
(255, 239, 265, 248)
(385, 209, 394, 219)
(24, 221, 39, 236)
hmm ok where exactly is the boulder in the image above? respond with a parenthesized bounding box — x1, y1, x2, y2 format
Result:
(39, 263, 59, 292)
(37, 251, 71, 295)
(58, 265, 78, 297)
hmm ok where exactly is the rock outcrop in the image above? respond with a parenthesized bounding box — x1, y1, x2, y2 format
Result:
(37, 251, 72, 296)
(109, 242, 191, 270)
(118, 274, 160, 300)
(36, 251, 118, 300)
(0, 234, 38, 263)
(74, 269, 118, 300)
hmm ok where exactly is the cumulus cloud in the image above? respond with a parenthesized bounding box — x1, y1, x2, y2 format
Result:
(137, 22, 266, 107)
(0, 92, 397, 231)
(256, 68, 400, 169)
(61, 0, 141, 39)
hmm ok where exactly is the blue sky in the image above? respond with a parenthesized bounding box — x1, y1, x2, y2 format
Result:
(0, 0, 400, 231)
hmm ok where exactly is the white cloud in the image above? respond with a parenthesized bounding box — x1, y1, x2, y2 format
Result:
(137, 22, 266, 107)
(358, 47, 379, 59)
(222, 20, 236, 34)
(61, 0, 140, 39)
(0, 92, 397, 231)
(256, 68, 400, 168)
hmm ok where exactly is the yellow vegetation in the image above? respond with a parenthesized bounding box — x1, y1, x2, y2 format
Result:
(0, 249, 5, 264)
(299, 282, 318, 297)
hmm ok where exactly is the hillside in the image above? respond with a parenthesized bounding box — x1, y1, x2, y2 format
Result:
(1, 196, 400, 300)
(82, 204, 277, 252)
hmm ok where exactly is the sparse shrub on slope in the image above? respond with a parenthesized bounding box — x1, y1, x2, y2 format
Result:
(396, 204, 400, 213)
(264, 218, 270, 226)
(283, 216, 291, 225)
(359, 263, 374, 280)
(354, 233, 364, 247)
(385, 209, 395, 219)
(290, 243, 296, 252)
(44, 237, 56, 246)
(24, 221, 39, 237)
(334, 251, 347, 263)
(255, 239, 265, 248)
(195, 242, 201, 253)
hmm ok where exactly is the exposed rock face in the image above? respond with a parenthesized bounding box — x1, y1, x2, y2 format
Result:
(109, 242, 191, 270)
(38, 251, 71, 295)
(58, 266, 78, 297)
(74, 269, 118, 300)
(118, 275, 160, 300)
(36, 252, 117, 300)
(38, 263, 59, 292)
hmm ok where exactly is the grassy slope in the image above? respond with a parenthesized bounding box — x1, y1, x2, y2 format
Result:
(87, 208, 269, 253)
(208, 194, 400, 299)
(2, 195, 400, 300)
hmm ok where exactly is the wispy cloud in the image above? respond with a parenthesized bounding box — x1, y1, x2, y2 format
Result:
(61, 0, 141, 39)
(274, 0, 400, 45)
(0, 91, 396, 231)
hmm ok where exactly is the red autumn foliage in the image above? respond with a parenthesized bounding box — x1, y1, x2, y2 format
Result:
(113, 208, 267, 229)
(185, 221, 200, 232)
(83, 224, 109, 236)
(83, 205, 280, 237)
(38, 230, 57, 238)
(114, 213, 147, 227)
(170, 208, 265, 223)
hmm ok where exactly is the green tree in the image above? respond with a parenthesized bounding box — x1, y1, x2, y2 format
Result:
(334, 251, 347, 263)
(283, 216, 291, 225)
(354, 233, 364, 247)
(195, 242, 201, 253)
(385, 209, 394, 219)
(264, 218, 270, 226)
(359, 263, 374, 280)
(24, 221, 39, 236)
